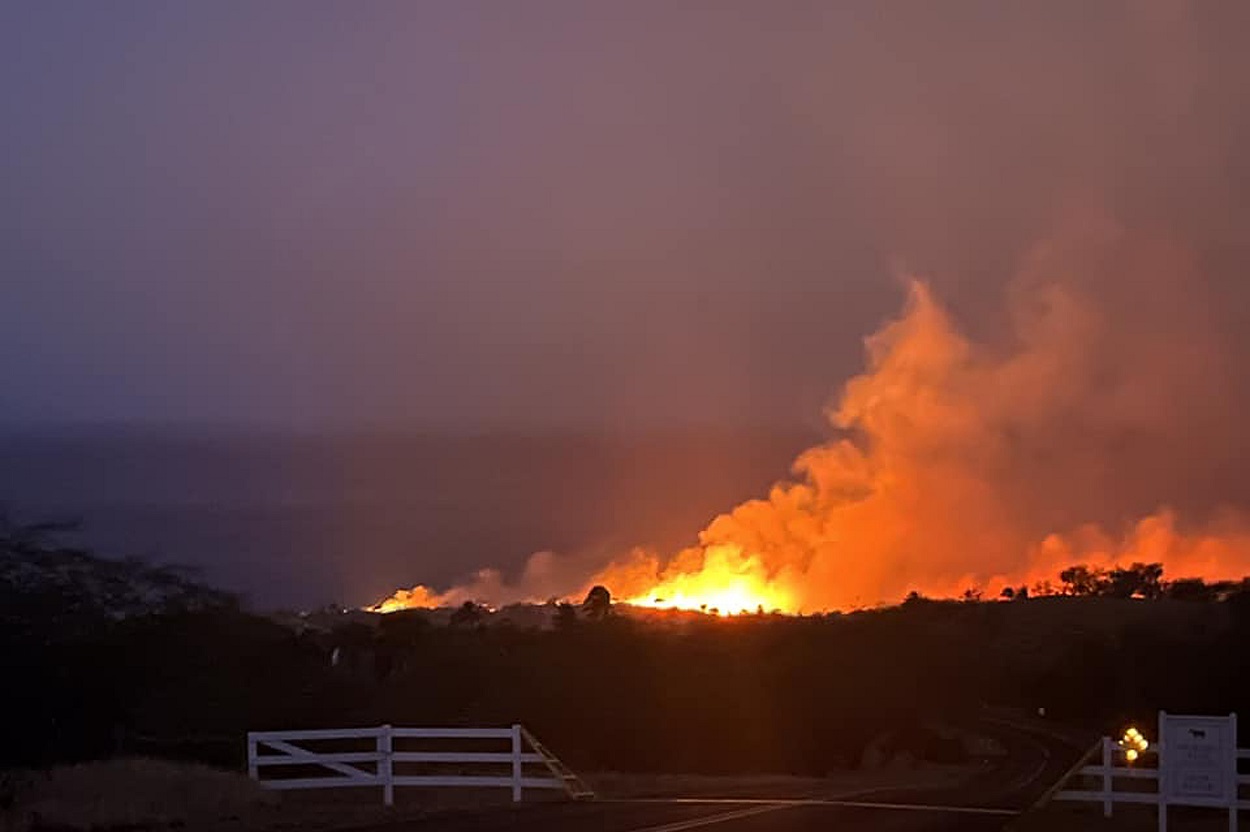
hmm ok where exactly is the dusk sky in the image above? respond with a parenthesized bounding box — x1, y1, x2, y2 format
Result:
(4, 2, 1250, 433)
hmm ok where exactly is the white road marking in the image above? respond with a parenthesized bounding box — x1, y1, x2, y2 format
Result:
(613, 797, 1018, 817)
(804, 799, 1017, 816)
(623, 803, 794, 832)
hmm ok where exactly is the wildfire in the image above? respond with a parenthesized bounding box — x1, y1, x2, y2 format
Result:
(619, 544, 793, 615)
(371, 589, 434, 614)
(370, 228, 1250, 617)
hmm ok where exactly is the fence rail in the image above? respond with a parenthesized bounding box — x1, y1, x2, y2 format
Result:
(247, 724, 586, 805)
(1056, 724, 1246, 832)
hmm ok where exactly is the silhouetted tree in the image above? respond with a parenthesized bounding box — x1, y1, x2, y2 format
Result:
(450, 600, 483, 628)
(1106, 563, 1164, 599)
(1059, 564, 1107, 596)
(1167, 577, 1214, 602)
(0, 512, 237, 643)
(582, 585, 612, 620)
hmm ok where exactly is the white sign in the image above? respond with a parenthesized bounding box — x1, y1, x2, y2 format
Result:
(1160, 712, 1237, 807)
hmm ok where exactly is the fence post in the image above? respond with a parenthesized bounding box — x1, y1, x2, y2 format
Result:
(1103, 735, 1113, 817)
(1230, 713, 1238, 832)
(1159, 710, 1167, 832)
(247, 734, 258, 781)
(379, 725, 394, 807)
(511, 724, 523, 803)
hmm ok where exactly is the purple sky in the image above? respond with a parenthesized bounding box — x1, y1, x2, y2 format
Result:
(3, 1, 1250, 432)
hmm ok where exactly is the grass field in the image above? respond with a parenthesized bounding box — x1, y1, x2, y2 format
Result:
(0, 754, 984, 832)
(2, 758, 273, 832)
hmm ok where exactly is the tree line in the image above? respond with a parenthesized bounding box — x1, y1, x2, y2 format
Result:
(974, 561, 1243, 602)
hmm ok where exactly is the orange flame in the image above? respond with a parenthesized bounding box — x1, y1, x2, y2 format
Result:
(618, 545, 793, 615)
(371, 586, 442, 614)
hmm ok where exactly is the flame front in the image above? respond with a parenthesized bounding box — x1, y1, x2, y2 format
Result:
(371, 585, 441, 614)
(619, 544, 794, 615)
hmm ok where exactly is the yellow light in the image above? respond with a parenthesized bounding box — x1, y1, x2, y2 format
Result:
(1126, 748, 1139, 763)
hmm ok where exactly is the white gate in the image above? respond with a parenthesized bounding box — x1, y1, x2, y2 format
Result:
(1056, 711, 1246, 831)
(246, 724, 592, 805)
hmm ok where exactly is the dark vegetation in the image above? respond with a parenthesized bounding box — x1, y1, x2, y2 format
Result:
(8, 518, 1250, 777)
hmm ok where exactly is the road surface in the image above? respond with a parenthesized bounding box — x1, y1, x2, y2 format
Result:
(381, 719, 1088, 832)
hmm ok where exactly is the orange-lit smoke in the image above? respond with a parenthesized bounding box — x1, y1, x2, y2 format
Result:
(373, 226, 1250, 614)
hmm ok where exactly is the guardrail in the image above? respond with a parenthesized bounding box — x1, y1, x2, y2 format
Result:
(247, 724, 590, 805)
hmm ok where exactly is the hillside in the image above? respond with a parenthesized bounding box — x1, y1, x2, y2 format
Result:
(8, 517, 1250, 776)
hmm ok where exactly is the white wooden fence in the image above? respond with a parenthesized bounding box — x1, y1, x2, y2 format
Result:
(1056, 712, 1246, 832)
(247, 725, 585, 805)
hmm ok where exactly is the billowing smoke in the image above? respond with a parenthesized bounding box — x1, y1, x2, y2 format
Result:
(375, 220, 1250, 613)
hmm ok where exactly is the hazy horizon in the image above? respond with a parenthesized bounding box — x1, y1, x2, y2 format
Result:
(0, 427, 820, 608)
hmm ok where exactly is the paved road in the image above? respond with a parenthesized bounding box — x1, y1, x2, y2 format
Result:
(389, 719, 1088, 832)
(863, 717, 1087, 811)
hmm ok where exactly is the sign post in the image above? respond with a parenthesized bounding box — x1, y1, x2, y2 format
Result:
(1158, 711, 1238, 832)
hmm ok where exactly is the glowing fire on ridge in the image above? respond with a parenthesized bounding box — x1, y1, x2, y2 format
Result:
(618, 544, 793, 615)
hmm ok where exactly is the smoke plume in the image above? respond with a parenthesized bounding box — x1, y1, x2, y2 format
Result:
(376, 220, 1250, 613)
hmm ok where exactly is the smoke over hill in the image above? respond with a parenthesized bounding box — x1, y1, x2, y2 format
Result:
(378, 220, 1250, 613)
